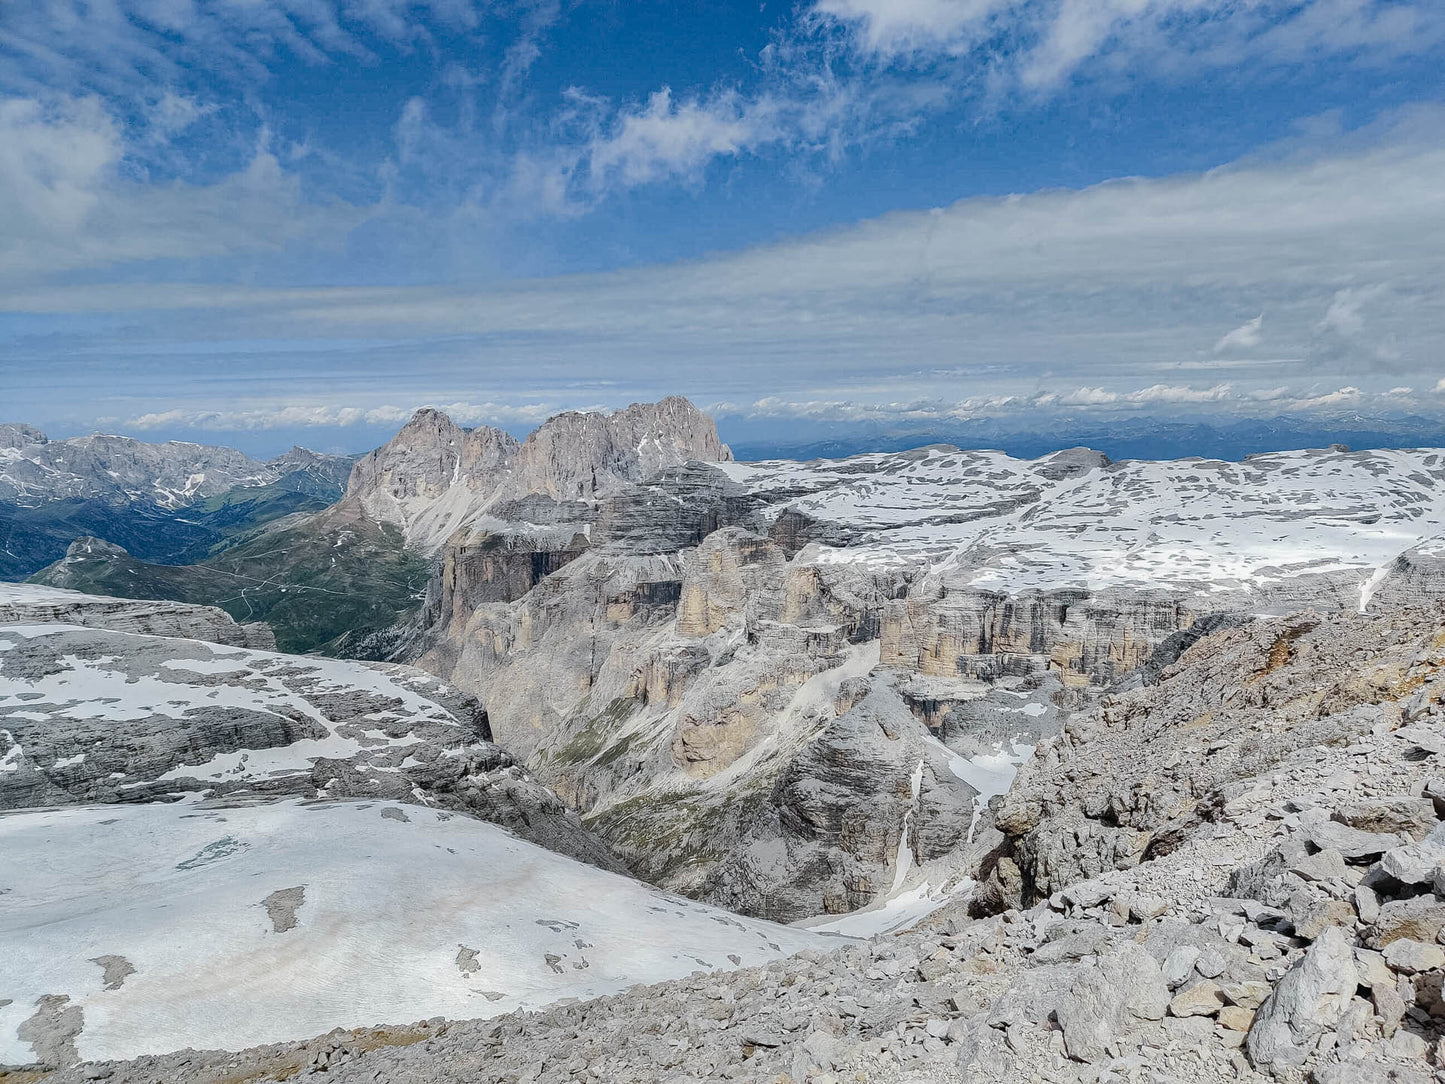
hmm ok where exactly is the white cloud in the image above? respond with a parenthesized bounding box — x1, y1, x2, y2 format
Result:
(8, 109, 1445, 428)
(809, 0, 1010, 58)
(585, 88, 774, 189)
(1059, 386, 1119, 405)
(1286, 386, 1363, 411)
(125, 401, 560, 431)
(0, 0, 512, 97)
(0, 97, 118, 238)
(1316, 285, 1389, 338)
(1125, 383, 1235, 405)
(145, 92, 212, 141)
(1214, 314, 1264, 353)
(714, 382, 1434, 427)
(1435, 379, 1445, 395)
(0, 96, 365, 279)
(811, 0, 1445, 92)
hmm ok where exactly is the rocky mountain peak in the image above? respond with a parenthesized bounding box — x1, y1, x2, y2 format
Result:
(0, 431, 282, 509)
(513, 395, 732, 502)
(269, 445, 337, 471)
(1033, 445, 1112, 480)
(0, 423, 46, 450)
(346, 397, 730, 550)
(344, 408, 521, 536)
(347, 408, 466, 502)
(64, 536, 129, 559)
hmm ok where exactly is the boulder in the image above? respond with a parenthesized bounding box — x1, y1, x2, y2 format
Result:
(1054, 941, 1170, 1061)
(1169, 981, 1224, 1018)
(1331, 798, 1438, 841)
(1304, 820, 1401, 861)
(1370, 896, 1445, 948)
(1246, 926, 1357, 1073)
(1381, 938, 1445, 974)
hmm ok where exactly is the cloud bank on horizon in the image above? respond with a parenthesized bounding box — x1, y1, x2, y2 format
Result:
(1, 0, 1443, 450)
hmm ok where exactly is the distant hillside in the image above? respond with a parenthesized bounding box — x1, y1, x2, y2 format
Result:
(0, 427, 353, 580)
(31, 503, 428, 656)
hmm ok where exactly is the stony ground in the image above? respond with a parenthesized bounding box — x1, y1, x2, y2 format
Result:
(10, 605, 1445, 1084)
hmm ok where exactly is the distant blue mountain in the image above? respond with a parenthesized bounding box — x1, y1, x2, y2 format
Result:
(723, 413, 1445, 463)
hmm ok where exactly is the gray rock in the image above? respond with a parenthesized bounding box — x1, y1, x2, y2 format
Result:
(1370, 896, 1445, 948)
(1304, 820, 1400, 861)
(1052, 942, 1168, 1062)
(1196, 946, 1228, 979)
(1169, 981, 1224, 1018)
(1381, 938, 1445, 974)
(0, 583, 274, 649)
(1055, 964, 1126, 1062)
(1162, 945, 1201, 990)
(0, 625, 624, 873)
(1381, 843, 1445, 885)
(1291, 847, 1349, 883)
(1331, 797, 1439, 841)
(1246, 926, 1358, 1073)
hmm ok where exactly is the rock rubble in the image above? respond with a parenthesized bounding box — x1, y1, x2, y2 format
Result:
(27, 604, 1445, 1084)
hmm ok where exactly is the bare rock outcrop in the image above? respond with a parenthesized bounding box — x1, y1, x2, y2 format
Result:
(512, 395, 733, 502)
(0, 581, 275, 649)
(0, 623, 621, 872)
(343, 397, 733, 552)
(26, 604, 1445, 1084)
(402, 441, 1445, 925)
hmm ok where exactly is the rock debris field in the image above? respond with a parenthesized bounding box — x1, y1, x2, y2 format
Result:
(13, 605, 1445, 1084)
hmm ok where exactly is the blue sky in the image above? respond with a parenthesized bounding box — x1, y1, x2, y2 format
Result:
(2, 0, 1444, 455)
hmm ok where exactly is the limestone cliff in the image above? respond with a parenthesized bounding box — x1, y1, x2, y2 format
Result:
(343, 396, 733, 552)
(401, 439, 1445, 923)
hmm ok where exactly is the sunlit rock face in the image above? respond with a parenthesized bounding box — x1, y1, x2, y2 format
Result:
(399, 438, 1445, 921)
(343, 396, 733, 553)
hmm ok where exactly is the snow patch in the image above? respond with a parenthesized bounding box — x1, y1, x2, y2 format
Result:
(0, 800, 846, 1063)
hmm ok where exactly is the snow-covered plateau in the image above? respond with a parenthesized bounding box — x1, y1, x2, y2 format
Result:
(715, 444, 1445, 600)
(0, 798, 840, 1063)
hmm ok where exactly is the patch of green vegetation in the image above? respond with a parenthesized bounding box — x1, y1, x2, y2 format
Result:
(593, 728, 638, 768)
(30, 505, 429, 657)
(548, 696, 643, 766)
(588, 788, 732, 883)
(1, 469, 349, 581)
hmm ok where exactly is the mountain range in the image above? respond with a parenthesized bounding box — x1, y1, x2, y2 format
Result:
(0, 426, 354, 582)
(5, 396, 1445, 1081)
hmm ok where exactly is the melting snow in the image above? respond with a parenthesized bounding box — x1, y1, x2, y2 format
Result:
(719, 446, 1445, 596)
(0, 800, 846, 1063)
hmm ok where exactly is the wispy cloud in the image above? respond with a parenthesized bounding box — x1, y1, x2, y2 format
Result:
(809, 0, 1445, 89)
(8, 105, 1444, 433)
(0, 96, 364, 278)
(584, 88, 776, 189)
(724, 383, 1425, 424)
(1214, 315, 1264, 353)
(126, 401, 561, 431)
(8, 0, 1440, 278)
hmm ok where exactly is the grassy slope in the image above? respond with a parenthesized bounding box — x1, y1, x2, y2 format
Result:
(0, 470, 347, 580)
(31, 501, 429, 656)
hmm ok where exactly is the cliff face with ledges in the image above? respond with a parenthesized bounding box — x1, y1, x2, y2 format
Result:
(400, 439, 1445, 923)
(0, 582, 275, 648)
